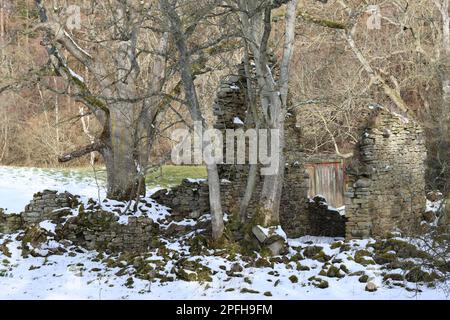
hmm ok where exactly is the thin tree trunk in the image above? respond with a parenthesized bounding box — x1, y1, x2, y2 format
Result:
(0, 110, 8, 163)
(239, 50, 261, 222)
(206, 164, 225, 239)
(54, 78, 60, 156)
(0, 0, 4, 42)
(79, 106, 96, 165)
(259, 123, 285, 226)
(247, 0, 297, 227)
(240, 163, 258, 222)
(161, 0, 224, 241)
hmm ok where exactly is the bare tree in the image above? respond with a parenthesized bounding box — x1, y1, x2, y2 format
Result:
(433, 0, 450, 132)
(337, 0, 413, 118)
(236, 0, 298, 227)
(33, 0, 169, 200)
(159, 0, 233, 241)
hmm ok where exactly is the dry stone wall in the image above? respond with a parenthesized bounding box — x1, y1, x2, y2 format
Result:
(22, 190, 78, 224)
(345, 108, 427, 239)
(0, 190, 155, 253)
(0, 210, 23, 234)
(0, 77, 428, 245)
(56, 209, 154, 253)
(307, 196, 347, 237)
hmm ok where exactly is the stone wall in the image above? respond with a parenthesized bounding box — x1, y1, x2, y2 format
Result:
(56, 209, 154, 253)
(1, 190, 155, 253)
(345, 108, 427, 239)
(0, 210, 23, 234)
(307, 196, 347, 237)
(1, 76, 427, 247)
(22, 190, 79, 224)
(152, 179, 211, 220)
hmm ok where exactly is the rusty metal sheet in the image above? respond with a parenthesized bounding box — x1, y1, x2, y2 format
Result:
(306, 162, 344, 208)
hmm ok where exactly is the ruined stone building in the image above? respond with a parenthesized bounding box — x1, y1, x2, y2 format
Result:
(344, 110, 427, 239)
(152, 64, 427, 240)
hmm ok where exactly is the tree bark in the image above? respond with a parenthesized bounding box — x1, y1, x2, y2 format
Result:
(58, 141, 104, 163)
(100, 108, 147, 201)
(238, 0, 297, 227)
(239, 50, 261, 222)
(58, 105, 148, 201)
(160, 0, 225, 241)
(0, 0, 4, 42)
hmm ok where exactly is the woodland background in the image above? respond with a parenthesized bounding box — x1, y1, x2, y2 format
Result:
(0, 0, 449, 191)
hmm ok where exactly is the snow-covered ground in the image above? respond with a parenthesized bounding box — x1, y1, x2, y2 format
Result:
(0, 166, 107, 213)
(0, 166, 449, 300)
(1, 232, 447, 300)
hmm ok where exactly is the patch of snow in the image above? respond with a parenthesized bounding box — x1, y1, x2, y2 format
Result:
(368, 103, 383, 110)
(68, 67, 84, 83)
(0, 231, 448, 299)
(186, 178, 207, 184)
(39, 220, 57, 233)
(54, 207, 71, 213)
(0, 167, 448, 300)
(168, 219, 197, 227)
(329, 206, 346, 216)
(233, 117, 244, 125)
(257, 225, 287, 241)
(392, 112, 410, 124)
(426, 199, 443, 213)
(63, 31, 93, 58)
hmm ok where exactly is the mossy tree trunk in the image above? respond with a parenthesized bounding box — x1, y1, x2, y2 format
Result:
(100, 107, 147, 201)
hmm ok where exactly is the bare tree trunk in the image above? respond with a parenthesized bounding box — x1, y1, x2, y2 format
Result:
(53, 78, 60, 155)
(240, 163, 258, 221)
(0, 109, 8, 163)
(160, 0, 224, 241)
(0, 0, 4, 42)
(259, 125, 285, 226)
(239, 51, 261, 222)
(435, 0, 450, 132)
(206, 163, 225, 239)
(238, 0, 298, 227)
(100, 107, 147, 201)
(79, 106, 96, 165)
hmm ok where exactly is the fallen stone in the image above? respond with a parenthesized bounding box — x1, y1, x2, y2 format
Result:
(365, 281, 377, 292)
